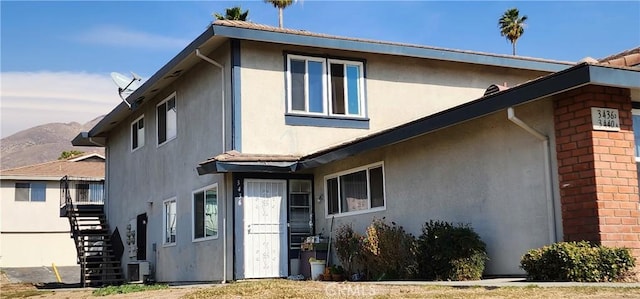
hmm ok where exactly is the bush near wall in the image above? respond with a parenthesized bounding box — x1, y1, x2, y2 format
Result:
(520, 241, 636, 282)
(415, 220, 488, 281)
(360, 218, 418, 280)
(332, 218, 487, 281)
(333, 223, 363, 276)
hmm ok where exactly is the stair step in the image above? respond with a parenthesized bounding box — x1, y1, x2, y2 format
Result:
(83, 268, 122, 272)
(77, 230, 109, 235)
(81, 256, 118, 261)
(84, 279, 125, 285)
(73, 214, 105, 217)
(84, 276, 124, 281)
(84, 276, 124, 279)
(82, 259, 119, 263)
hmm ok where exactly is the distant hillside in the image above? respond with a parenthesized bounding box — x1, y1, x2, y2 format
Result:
(0, 116, 105, 170)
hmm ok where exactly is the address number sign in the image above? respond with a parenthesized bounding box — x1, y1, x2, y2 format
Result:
(591, 107, 620, 132)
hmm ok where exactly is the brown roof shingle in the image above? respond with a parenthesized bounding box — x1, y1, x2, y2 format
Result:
(0, 159, 104, 179)
(599, 47, 640, 67)
(200, 150, 300, 164)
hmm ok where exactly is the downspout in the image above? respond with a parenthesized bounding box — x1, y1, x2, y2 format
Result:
(195, 48, 228, 283)
(507, 107, 558, 244)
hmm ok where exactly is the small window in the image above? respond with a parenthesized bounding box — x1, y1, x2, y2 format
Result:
(192, 184, 218, 241)
(157, 93, 177, 145)
(163, 198, 177, 245)
(15, 182, 46, 202)
(287, 54, 365, 118)
(325, 162, 385, 216)
(131, 115, 145, 151)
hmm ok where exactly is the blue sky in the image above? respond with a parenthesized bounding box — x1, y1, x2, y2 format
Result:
(1, 1, 639, 138)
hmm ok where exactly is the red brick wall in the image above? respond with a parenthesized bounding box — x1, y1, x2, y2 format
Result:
(554, 85, 640, 258)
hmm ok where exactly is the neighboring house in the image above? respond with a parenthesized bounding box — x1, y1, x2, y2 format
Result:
(0, 153, 105, 268)
(72, 20, 640, 282)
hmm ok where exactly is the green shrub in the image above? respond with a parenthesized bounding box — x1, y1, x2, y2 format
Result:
(333, 223, 364, 275)
(416, 220, 488, 281)
(92, 284, 168, 296)
(520, 241, 636, 282)
(361, 218, 417, 280)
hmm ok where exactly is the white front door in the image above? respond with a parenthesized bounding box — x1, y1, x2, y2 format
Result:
(238, 179, 288, 278)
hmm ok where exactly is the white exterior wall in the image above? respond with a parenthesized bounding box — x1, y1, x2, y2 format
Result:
(239, 40, 550, 155)
(311, 99, 561, 275)
(0, 180, 77, 267)
(105, 46, 233, 282)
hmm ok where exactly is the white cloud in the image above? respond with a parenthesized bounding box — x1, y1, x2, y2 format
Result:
(74, 25, 189, 50)
(0, 71, 121, 138)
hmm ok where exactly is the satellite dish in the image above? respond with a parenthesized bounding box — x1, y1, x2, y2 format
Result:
(110, 72, 142, 109)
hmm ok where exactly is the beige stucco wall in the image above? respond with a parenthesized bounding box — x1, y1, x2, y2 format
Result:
(1, 233, 77, 267)
(0, 180, 77, 267)
(239, 40, 550, 155)
(311, 99, 561, 275)
(104, 45, 233, 282)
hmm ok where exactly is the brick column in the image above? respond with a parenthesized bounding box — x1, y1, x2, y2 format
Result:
(554, 85, 640, 259)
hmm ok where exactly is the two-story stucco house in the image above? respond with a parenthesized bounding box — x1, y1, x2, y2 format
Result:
(0, 154, 105, 268)
(73, 21, 640, 282)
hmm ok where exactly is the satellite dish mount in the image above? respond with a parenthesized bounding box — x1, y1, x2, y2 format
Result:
(110, 72, 142, 109)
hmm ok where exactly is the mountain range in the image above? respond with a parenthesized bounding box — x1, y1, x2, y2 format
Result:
(0, 116, 105, 170)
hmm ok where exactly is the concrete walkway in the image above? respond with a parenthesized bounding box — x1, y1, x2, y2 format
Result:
(365, 277, 640, 288)
(2, 266, 80, 284)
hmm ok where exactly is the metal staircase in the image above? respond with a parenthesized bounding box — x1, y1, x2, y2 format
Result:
(60, 176, 124, 287)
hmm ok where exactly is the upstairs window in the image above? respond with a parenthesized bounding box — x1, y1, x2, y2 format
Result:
(325, 162, 385, 216)
(287, 54, 365, 118)
(157, 93, 177, 145)
(131, 115, 145, 151)
(15, 182, 46, 202)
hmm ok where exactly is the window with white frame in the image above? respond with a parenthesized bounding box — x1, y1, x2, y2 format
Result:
(287, 54, 365, 118)
(131, 115, 145, 151)
(157, 93, 177, 145)
(15, 182, 46, 202)
(163, 198, 177, 245)
(192, 184, 218, 241)
(325, 162, 385, 216)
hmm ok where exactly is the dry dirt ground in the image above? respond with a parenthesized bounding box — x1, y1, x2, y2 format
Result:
(0, 271, 196, 299)
(3, 274, 640, 299)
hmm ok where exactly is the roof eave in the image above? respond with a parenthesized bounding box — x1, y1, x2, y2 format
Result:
(211, 23, 572, 73)
(197, 161, 298, 175)
(71, 132, 106, 147)
(0, 175, 69, 181)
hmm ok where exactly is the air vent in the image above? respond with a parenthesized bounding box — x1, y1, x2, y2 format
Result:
(484, 84, 509, 97)
(164, 70, 183, 79)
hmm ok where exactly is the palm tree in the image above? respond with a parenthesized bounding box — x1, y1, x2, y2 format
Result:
(214, 6, 249, 21)
(498, 8, 527, 56)
(265, 0, 295, 28)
